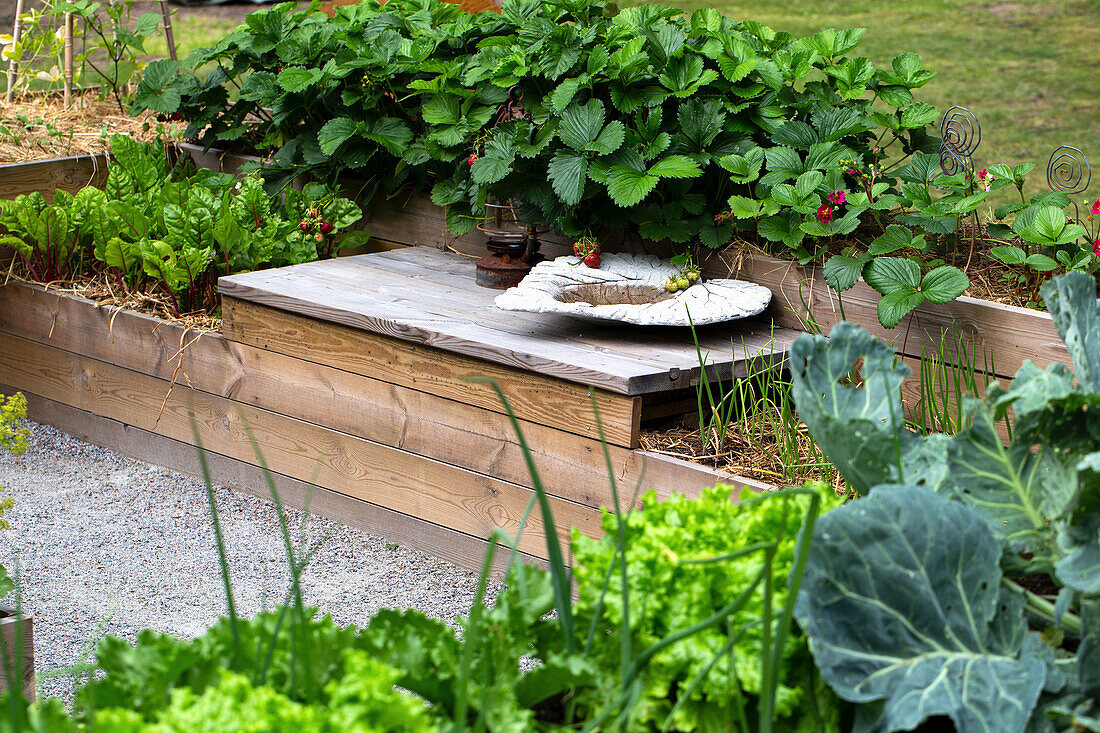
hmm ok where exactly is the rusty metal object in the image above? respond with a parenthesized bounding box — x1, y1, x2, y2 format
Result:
(474, 197, 544, 288)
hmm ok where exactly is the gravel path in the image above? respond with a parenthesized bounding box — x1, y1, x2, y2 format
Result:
(0, 421, 490, 704)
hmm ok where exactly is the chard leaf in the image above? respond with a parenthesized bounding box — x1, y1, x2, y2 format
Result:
(796, 484, 1048, 733)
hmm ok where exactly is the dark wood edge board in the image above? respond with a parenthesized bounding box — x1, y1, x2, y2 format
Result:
(0, 154, 110, 201)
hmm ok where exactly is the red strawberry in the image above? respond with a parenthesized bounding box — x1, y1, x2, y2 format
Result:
(468, 154, 478, 166)
(320, 222, 334, 234)
(299, 221, 310, 232)
(584, 252, 601, 268)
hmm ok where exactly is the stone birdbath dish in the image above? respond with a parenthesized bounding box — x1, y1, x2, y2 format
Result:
(494, 253, 772, 326)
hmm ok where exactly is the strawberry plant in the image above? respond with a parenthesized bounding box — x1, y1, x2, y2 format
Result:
(133, 0, 939, 252)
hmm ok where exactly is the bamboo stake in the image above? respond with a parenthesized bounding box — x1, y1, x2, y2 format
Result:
(159, 1, 177, 62)
(63, 13, 73, 108)
(4, 0, 26, 103)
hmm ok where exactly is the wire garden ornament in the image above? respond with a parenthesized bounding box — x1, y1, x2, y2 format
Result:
(939, 106, 981, 176)
(1047, 145, 1092, 226)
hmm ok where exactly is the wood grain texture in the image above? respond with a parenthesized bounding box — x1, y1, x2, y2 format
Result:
(727, 250, 1068, 379)
(0, 610, 33, 701)
(4, 386, 533, 574)
(0, 283, 768, 505)
(0, 331, 598, 559)
(219, 248, 798, 396)
(0, 154, 108, 200)
(221, 296, 641, 448)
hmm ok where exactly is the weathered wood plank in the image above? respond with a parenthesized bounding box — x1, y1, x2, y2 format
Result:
(0, 283, 768, 505)
(339, 248, 796, 374)
(728, 250, 1067, 380)
(0, 154, 108, 200)
(220, 295, 641, 448)
(0, 331, 599, 559)
(220, 249, 798, 396)
(0, 610, 33, 701)
(5, 386, 533, 574)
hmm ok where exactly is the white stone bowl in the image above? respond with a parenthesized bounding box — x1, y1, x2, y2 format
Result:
(494, 253, 772, 326)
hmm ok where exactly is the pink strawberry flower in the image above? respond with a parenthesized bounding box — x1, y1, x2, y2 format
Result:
(816, 205, 833, 224)
(1091, 199, 1100, 217)
(828, 190, 846, 205)
(1093, 238, 1100, 257)
(977, 168, 994, 192)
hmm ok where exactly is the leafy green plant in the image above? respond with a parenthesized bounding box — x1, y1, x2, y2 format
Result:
(689, 323, 834, 486)
(0, 135, 361, 314)
(133, 0, 939, 256)
(48, 0, 165, 111)
(787, 272, 1100, 732)
(0, 387, 837, 732)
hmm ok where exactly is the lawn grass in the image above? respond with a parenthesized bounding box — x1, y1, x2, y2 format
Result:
(666, 0, 1100, 202)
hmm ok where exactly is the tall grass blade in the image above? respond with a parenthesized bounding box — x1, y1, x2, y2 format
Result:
(188, 412, 241, 662)
(467, 378, 575, 653)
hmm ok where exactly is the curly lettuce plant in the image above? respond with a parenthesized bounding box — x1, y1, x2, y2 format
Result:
(786, 272, 1100, 732)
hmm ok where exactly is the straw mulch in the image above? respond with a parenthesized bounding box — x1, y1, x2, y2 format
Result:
(3, 257, 220, 334)
(640, 424, 846, 493)
(0, 90, 177, 164)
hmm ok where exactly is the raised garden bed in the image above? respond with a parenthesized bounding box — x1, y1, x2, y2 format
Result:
(0, 261, 785, 568)
(0, 606, 33, 700)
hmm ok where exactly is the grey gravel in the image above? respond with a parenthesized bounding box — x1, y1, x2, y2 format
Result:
(0, 420, 492, 704)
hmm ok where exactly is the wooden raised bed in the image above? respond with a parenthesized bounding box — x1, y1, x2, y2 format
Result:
(722, 250, 1067, 381)
(0, 271, 781, 570)
(360, 192, 1066, 383)
(0, 154, 108, 201)
(0, 607, 33, 700)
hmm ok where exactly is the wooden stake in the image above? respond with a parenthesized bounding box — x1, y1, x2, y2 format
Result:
(63, 13, 73, 108)
(4, 0, 26, 103)
(159, 1, 177, 62)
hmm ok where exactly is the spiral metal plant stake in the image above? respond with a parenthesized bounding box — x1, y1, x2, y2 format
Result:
(939, 106, 981, 176)
(939, 106, 982, 268)
(1047, 145, 1092, 226)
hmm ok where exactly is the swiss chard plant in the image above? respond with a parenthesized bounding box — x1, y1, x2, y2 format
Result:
(787, 271, 1100, 732)
(0, 135, 362, 315)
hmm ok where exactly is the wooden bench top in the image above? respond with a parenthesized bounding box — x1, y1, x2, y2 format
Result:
(219, 247, 801, 396)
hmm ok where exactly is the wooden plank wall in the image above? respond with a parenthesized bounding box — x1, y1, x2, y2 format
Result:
(0, 283, 763, 570)
(0, 155, 108, 201)
(723, 250, 1067, 381)
(0, 611, 34, 701)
